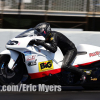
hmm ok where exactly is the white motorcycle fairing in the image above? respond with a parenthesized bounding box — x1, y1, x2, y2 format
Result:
(5, 35, 64, 79)
(25, 45, 63, 79)
(0, 49, 19, 69)
(72, 44, 100, 67)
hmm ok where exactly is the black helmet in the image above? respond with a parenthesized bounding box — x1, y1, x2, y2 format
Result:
(34, 22, 51, 38)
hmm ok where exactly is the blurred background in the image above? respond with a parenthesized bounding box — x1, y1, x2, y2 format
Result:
(0, 0, 100, 31)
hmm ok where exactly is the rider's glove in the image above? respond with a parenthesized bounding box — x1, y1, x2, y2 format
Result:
(34, 40, 44, 46)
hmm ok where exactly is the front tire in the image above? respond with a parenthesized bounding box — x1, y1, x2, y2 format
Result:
(0, 55, 23, 85)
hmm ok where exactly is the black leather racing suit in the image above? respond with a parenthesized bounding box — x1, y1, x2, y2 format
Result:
(36, 31, 83, 76)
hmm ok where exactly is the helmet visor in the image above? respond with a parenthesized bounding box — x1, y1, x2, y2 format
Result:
(34, 30, 46, 37)
(41, 31, 46, 37)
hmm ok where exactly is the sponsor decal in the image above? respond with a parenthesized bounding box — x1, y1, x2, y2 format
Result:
(91, 78, 97, 81)
(89, 51, 100, 57)
(24, 51, 31, 56)
(82, 69, 92, 75)
(38, 60, 53, 72)
(50, 37, 53, 41)
(28, 59, 37, 66)
(18, 42, 20, 45)
(26, 54, 37, 61)
(49, 33, 51, 36)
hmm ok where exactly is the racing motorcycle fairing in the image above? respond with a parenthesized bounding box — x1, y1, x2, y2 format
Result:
(0, 49, 19, 69)
(72, 44, 100, 68)
(4, 28, 64, 79)
(23, 45, 63, 79)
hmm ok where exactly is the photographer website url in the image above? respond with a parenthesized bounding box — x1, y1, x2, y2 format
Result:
(0, 84, 61, 92)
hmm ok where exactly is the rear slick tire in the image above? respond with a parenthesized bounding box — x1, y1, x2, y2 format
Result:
(0, 55, 23, 85)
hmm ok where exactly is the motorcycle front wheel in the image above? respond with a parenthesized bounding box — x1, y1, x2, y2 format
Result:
(0, 55, 23, 85)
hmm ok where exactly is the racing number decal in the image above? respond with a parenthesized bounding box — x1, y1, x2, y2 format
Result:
(38, 60, 53, 72)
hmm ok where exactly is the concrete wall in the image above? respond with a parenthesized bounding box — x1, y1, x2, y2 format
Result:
(0, 29, 100, 52)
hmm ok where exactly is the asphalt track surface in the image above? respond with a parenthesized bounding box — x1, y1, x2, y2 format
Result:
(0, 86, 100, 100)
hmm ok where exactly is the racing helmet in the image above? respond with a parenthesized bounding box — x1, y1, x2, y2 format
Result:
(34, 22, 51, 38)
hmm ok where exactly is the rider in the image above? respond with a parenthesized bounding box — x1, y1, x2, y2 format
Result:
(34, 22, 86, 83)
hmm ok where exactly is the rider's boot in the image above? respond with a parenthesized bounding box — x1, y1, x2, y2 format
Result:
(63, 65, 87, 84)
(80, 72, 87, 84)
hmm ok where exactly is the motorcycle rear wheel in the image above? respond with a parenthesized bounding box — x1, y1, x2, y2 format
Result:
(0, 55, 23, 85)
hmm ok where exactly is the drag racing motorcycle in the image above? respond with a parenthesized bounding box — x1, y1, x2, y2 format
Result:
(0, 28, 100, 89)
